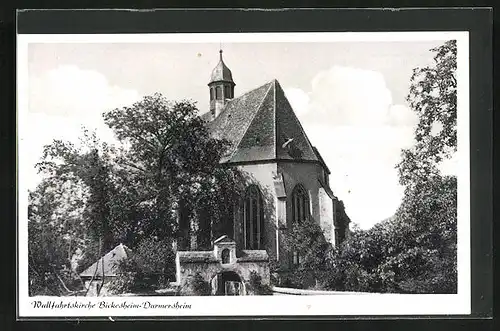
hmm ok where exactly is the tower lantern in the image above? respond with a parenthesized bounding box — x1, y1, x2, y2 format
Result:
(208, 49, 235, 118)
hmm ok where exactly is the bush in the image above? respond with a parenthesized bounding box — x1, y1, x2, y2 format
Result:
(108, 237, 175, 294)
(280, 217, 334, 289)
(180, 273, 211, 296)
(249, 271, 273, 295)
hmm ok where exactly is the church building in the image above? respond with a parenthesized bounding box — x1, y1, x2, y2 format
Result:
(174, 51, 350, 294)
(187, 50, 350, 269)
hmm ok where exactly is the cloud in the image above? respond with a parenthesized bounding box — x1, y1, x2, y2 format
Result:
(29, 65, 140, 118)
(283, 88, 310, 116)
(307, 66, 393, 126)
(23, 65, 141, 190)
(285, 66, 419, 229)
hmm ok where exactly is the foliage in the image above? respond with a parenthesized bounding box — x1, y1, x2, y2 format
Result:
(273, 40, 458, 294)
(192, 273, 212, 296)
(325, 176, 456, 293)
(28, 177, 88, 295)
(108, 237, 176, 294)
(280, 217, 334, 289)
(249, 271, 273, 295)
(322, 40, 458, 294)
(28, 93, 242, 295)
(180, 273, 211, 296)
(102, 93, 243, 245)
(393, 39, 457, 293)
(397, 40, 457, 187)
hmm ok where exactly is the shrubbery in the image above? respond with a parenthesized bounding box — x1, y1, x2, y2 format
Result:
(274, 40, 458, 295)
(249, 271, 273, 295)
(179, 273, 211, 296)
(276, 174, 456, 294)
(108, 237, 175, 294)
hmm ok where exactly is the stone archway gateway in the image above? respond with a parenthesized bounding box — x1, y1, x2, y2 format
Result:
(212, 271, 245, 296)
(175, 235, 270, 296)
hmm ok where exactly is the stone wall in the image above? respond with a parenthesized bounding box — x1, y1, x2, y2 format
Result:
(175, 237, 270, 295)
(177, 260, 270, 288)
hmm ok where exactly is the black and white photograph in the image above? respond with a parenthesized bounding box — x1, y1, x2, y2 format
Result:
(17, 28, 471, 317)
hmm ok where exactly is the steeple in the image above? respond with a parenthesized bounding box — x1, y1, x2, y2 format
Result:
(208, 49, 235, 119)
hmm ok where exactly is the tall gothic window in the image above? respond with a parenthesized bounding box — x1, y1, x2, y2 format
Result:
(215, 86, 222, 100)
(291, 184, 309, 266)
(243, 185, 264, 250)
(210, 87, 215, 101)
(224, 85, 231, 99)
(291, 184, 310, 224)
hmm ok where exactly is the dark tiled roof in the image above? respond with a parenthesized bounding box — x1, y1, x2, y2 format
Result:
(207, 79, 320, 165)
(80, 244, 130, 278)
(200, 110, 213, 123)
(312, 146, 331, 174)
(177, 251, 218, 264)
(237, 250, 269, 262)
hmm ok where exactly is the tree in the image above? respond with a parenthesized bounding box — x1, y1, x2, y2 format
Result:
(393, 39, 457, 293)
(383, 176, 457, 293)
(397, 40, 457, 187)
(103, 93, 243, 246)
(324, 40, 458, 294)
(28, 93, 243, 295)
(280, 217, 334, 288)
(108, 237, 175, 294)
(28, 177, 89, 295)
(33, 130, 123, 278)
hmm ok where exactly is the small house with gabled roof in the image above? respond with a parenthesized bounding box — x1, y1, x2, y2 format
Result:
(79, 243, 131, 296)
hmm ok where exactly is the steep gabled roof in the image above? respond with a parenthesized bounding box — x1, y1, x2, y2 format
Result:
(207, 79, 320, 165)
(79, 243, 130, 278)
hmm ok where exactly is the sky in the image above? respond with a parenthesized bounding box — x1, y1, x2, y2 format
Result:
(23, 38, 457, 229)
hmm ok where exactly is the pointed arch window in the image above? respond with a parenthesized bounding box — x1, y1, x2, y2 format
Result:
(291, 184, 310, 224)
(243, 185, 264, 250)
(291, 184, 309, 266)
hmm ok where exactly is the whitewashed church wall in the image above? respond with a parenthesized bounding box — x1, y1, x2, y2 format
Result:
(278, 162, 325, 228)
(318, 188, 335, 246)
(236, 163, 279, 261)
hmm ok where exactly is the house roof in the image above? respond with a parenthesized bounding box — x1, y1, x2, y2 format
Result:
(312, 146, 331, 175)
(200, 110, 213, 122)
(207, 79, 321, 166)
(79, 243, 130, 278)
